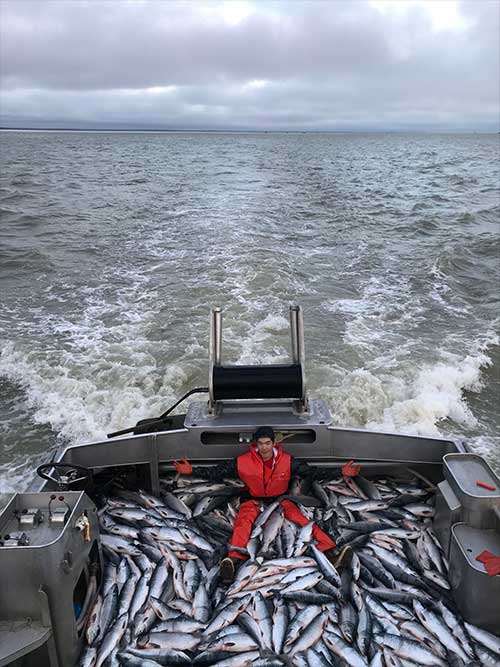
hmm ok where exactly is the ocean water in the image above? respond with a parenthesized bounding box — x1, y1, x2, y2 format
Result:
(0, 130, 499, 491)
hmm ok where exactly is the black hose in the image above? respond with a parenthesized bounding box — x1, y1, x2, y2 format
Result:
(106, 386, 208, 438)
(157, 386, 209, 419)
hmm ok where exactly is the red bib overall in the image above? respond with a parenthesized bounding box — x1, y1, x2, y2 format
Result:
(228, 444, 335, 559)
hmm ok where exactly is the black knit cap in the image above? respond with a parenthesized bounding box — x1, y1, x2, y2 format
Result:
(253, 426, 275, 442)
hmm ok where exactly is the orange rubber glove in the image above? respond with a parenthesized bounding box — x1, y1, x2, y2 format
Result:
(476, 550, 500, 576)
(173, 457, 193, 475)
(342, 460, 361, 477)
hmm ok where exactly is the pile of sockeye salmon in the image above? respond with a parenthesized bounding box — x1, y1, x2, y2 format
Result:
(79, 472, 500, 667)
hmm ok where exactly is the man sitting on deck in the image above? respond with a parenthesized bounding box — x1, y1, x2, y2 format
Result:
(174, 425, 353, 583)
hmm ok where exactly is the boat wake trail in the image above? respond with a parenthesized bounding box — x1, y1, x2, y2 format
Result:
(316, 332, 498, 460)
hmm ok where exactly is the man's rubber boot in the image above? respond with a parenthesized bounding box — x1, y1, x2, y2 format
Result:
(220, 557, 239, 584)
(325, 545, 353, 574)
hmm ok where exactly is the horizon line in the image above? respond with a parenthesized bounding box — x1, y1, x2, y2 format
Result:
(1, 125, 498, 134)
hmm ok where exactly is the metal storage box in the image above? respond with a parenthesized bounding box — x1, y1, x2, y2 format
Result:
(448, 523, 500, 634)
(443, 453, 500, 529)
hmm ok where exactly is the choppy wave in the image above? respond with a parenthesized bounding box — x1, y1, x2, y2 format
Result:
(0, 339, 190, 444)
(2, 326, 496, 460)
(365, 346, 493, 435)
(317, 332, 499, 463)
(0, 245, 55, 274)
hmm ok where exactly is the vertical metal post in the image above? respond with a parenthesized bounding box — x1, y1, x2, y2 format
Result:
(148, 434, 160, 496)
(295, 305, 308, 412)
(208, 308, 222, 414)
(210, 308, 222, 366)
(296, 306, 306, 370)
(289, 306, 299, 364)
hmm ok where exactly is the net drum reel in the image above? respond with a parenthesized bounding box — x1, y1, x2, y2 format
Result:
(208, 306, 309, 414)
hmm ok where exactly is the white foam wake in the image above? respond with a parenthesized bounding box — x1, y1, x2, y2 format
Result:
(466, 435, 500, 475)
(233, 314, 290, 365)
(0, 455, 45, 495)
(0, 340, 188, 446)
(365, 350, 490, 435)
(322, 333, 498, 438)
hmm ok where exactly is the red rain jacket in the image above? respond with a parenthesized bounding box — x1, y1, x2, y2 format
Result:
(237, 444, 291, 497)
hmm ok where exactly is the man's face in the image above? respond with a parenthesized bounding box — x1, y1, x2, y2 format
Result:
(256, 437, 274, 461)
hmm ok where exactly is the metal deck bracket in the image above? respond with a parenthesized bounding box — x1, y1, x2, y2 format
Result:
(148, 434, 160, 496)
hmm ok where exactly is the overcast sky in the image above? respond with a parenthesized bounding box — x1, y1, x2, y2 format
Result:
(0, 0, 498, 131)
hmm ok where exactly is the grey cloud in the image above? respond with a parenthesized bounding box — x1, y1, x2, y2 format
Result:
(1, 2, 391, 90)
(0, 0, 498, 130)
